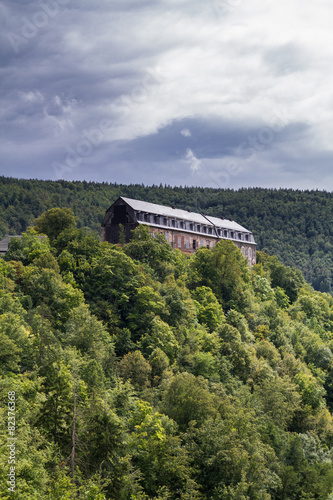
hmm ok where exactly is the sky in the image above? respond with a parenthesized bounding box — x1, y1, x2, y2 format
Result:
(1, 0, 333, 190)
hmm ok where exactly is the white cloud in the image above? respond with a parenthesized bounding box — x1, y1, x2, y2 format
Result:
(185, 148, 201, 172)
(181, 128, 192, 137)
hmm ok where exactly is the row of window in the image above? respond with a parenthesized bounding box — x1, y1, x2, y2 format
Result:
(164, 232, 211, 249)
(161, 232, 255, 256)
(136, 211, 251, 242)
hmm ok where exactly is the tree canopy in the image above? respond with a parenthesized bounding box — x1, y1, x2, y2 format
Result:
(1, 206, 333, 499)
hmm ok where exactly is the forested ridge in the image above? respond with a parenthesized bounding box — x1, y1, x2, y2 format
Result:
(2, 208, 333, 498)
(1, 176, 333, 293)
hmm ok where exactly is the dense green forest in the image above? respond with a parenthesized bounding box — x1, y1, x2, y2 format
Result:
(2, 208, 333, 498)
(0, 176, 333, 293)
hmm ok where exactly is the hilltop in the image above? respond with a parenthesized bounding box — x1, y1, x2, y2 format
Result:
(1, 177, 333, 293)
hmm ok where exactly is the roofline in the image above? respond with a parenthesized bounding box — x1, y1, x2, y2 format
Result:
(104, 196, 253, 234)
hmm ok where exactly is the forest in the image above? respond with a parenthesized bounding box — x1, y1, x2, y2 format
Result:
(0, 176, 333, 294)
(1, 207, 333, 498)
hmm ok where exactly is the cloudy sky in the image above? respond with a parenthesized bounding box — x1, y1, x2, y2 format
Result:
(1, 0, 333, 189)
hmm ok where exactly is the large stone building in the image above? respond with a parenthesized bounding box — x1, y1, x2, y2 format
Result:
(102, 197, 256, 266)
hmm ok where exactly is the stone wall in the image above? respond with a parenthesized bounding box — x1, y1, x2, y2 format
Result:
(149, 226, 256, 266)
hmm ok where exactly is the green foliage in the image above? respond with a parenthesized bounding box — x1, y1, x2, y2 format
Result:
(257, 251, 306, 303)
(189, 240, 250, 310)
(161, 372, 220, 431)
(191, 286, 225, 332)
(124, 225, 178, 280)
(1, 205, 333, 499)
(34, 207, 77, 242)
(5, 229, 52, 265)
(129, 400, 200, 498)
(119, 351, 152, 391)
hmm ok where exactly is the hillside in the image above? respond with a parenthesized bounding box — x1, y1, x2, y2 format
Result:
(1, 209, 333, 498)
(1, 177, 333, 293)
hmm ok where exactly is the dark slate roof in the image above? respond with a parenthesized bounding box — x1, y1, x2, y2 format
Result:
(120, 197, 251, 233)
(0, 235, 21, 255)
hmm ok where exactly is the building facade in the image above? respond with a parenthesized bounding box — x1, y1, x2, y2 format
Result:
(102, 197, 256, 266)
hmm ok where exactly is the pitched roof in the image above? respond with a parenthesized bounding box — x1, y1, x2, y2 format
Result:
(120, 197, 251, 233)
(0, 235, 21, 254)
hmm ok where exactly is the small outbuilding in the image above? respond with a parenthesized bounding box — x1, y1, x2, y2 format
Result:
(0, 235, 21, 257)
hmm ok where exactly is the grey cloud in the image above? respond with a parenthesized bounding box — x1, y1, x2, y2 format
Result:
(263, 42, 308, 76)
(1, 1, 333, 191)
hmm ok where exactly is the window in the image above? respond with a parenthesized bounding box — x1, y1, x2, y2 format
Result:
(200, 239, 204, 247)
(154, 215, 160, 224)
(171, 219, 175, 228)
(177, 236, 182, 248)
(203, 226, 207, 234)
(136, 212, 142, 221)
(206, 240, 210, 249)
(192, 239, 196, 250)
(223, 230, 228, 238)
(165, 232, 169, 242)
(217, 228, 221, 236)
(197, 225, 201, 232)
(238, 233, 242, 240)
(163, 217, 168, 226)
(179, 221, 184, 229)
(185, 238, 190, 249)
(230, 231, 234, 239)
(208, 227, 212, 235)
(143, 213, 149, 222)
(245, 234, 249, 241)
(189, 223, 193, 231)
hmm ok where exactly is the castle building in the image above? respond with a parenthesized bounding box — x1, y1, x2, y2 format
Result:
(102, 197, 256, 266)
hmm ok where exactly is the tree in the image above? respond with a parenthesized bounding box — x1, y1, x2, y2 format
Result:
(161, 372, 219, 431)
(34, 207, 77, 242)
(5, 228, 51, 265)
(191, 286, 225, 332)
(119, 351, 152, 391)
(189, 240, 250, 310)
(129, 400, 200, 499)
(124, 225, 178, 280)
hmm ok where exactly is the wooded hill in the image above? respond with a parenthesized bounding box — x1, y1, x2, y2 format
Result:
(1, 176, 332, 293)
(1, 208, 333, 498)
